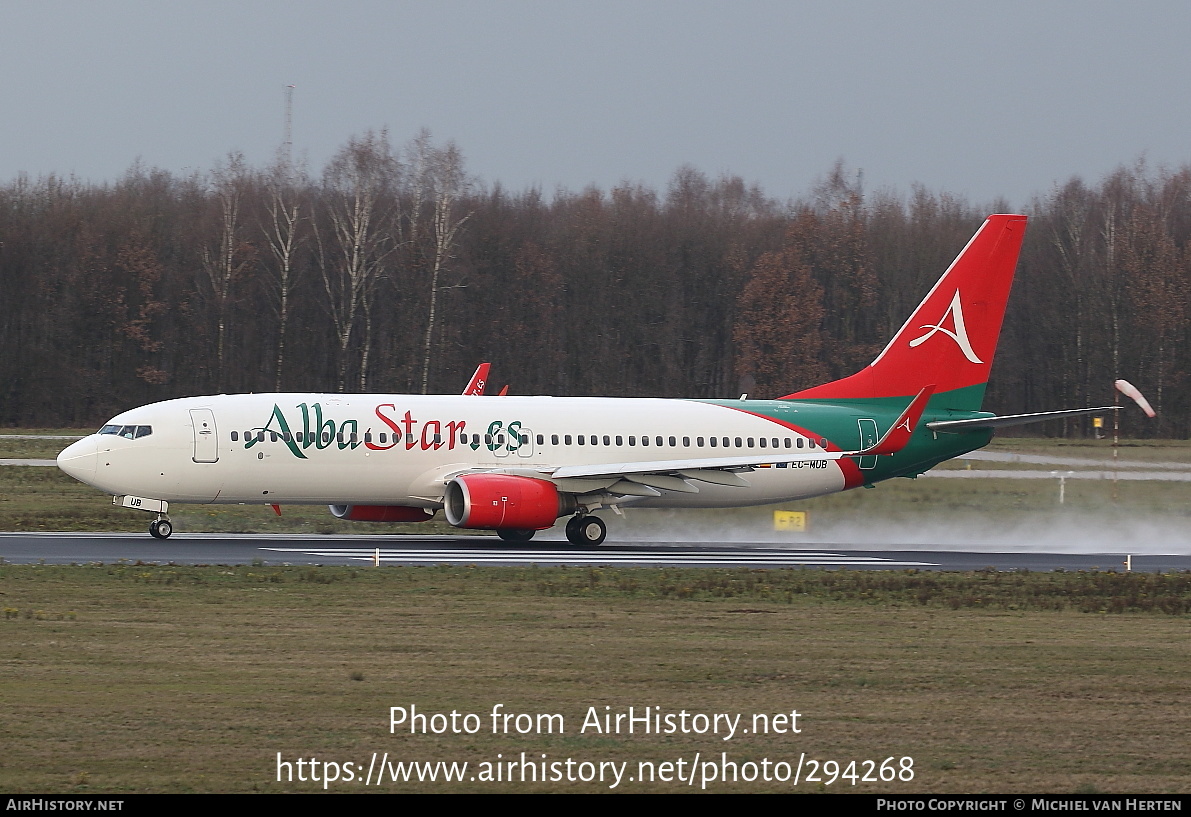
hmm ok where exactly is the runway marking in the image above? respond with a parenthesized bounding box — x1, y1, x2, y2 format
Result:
(260, 546, 938, 567)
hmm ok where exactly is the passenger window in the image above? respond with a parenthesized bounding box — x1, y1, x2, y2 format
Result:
(641, 436, 649, 446)
(603, 435, 611, 446)
(537, 434, 544, 445)
(709, 437, 716, 447)
(682, 437, 690, 446)
(734, 437, 742, 447)
(321, 432, 330, 444)
(656, 436, 663, 446)
(271, 432, 279, 442)
(231, 431, 239, 441)
(615, 436, 623, 446)
(364, 432, 372, 443)
(747, 438, 754, 448)
(628, 436, 636, 446)
(722, 437, 729, 447)
(379, 433, 387, 444)
(796, 438, 804, 449)
(772, 438, 779, 448)
(759, 438, 767, 448)
(578, 435, 586, 445)
(696, 437, 704, 446)
(564, 435, 572, 445)
(551, 434, 559, 445)
(784, 438, 792, 448)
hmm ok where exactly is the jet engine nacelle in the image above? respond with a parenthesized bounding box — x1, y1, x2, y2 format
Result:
(329, 504, 436, 523)
(444, 473, 575, 530)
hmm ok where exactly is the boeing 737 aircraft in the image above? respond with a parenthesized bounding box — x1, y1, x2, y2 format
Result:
(57, 214, 1111, 544)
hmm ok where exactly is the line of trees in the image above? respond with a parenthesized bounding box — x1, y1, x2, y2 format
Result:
(1, 133, 1188, 437)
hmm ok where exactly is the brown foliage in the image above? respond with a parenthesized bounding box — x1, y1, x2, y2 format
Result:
(734, 230, 827, 397)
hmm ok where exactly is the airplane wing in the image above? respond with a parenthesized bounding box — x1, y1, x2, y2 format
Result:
(462, 363, 490, 396)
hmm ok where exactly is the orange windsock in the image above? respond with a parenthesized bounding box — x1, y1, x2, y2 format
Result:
(1114, 379, 1156, 418)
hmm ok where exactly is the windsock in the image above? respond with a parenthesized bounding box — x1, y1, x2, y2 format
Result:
(1114, 379, 1156, 418)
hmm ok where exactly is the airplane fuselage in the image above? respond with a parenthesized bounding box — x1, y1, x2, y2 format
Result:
(56, 392, 990, 510)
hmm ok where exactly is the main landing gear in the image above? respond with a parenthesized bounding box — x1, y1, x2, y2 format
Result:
(565, 514, 606, 546)
(148, 516, 173, 539)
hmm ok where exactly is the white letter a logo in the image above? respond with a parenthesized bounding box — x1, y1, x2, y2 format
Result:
(908, 290, 983, 363)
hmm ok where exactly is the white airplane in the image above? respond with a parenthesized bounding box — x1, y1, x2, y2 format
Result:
(57, 214, 1112, 544)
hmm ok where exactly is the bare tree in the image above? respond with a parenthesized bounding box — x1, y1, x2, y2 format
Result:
(262, 155, 308, 391)
(406, 130, 472, 393)
(317, 131, 399, 392)
(201, 153, 256, 391)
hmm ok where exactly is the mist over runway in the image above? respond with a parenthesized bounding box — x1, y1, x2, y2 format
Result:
(1, 532, 1186, 572)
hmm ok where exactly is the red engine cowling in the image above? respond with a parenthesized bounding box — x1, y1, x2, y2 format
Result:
(329, 505, 435, 523)
(444, 474, 572, 530)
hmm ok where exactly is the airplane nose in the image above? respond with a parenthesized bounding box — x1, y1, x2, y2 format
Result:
(57, 436, 98, 482)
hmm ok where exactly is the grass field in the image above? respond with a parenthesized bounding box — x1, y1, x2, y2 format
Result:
(1, 564, 1189, 793)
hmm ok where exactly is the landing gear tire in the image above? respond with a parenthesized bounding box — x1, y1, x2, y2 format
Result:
(149, 518, 173, 540)
(565, 515, 606, 546)
(497, 529, 536, 543)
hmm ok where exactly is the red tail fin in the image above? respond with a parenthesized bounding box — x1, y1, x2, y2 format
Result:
(786, 214, 1027, 408)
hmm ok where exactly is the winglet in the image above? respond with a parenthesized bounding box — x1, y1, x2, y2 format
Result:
(462, 363, 490, 396)
(860, 385, 934, 456)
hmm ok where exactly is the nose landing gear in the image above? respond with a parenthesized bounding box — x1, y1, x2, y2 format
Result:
(148, 516, 173, 539)
(115, 496, 175, 539)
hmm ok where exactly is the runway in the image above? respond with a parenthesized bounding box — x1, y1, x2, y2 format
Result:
(1, 532, 1186, 571)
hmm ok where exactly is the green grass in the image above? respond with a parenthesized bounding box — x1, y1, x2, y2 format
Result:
(1, 564, 1189, 793)
(0, 439, 78, 460)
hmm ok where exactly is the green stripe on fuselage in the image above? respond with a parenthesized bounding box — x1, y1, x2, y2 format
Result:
(698, 385, 994, 486)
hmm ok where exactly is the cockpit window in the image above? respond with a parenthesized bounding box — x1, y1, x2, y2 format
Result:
(98, 424, 151, 439)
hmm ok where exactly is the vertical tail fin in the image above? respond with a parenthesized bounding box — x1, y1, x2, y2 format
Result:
(785, 214, 1027, 410)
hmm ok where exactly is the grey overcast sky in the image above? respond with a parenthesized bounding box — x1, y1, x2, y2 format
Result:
(2, 1, 1188, 207)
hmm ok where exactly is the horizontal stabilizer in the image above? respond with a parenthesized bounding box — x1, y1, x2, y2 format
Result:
(927, 406, 1118, 432)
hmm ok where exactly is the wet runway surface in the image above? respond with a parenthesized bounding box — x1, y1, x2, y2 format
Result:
(1, 532, 1187, 571)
